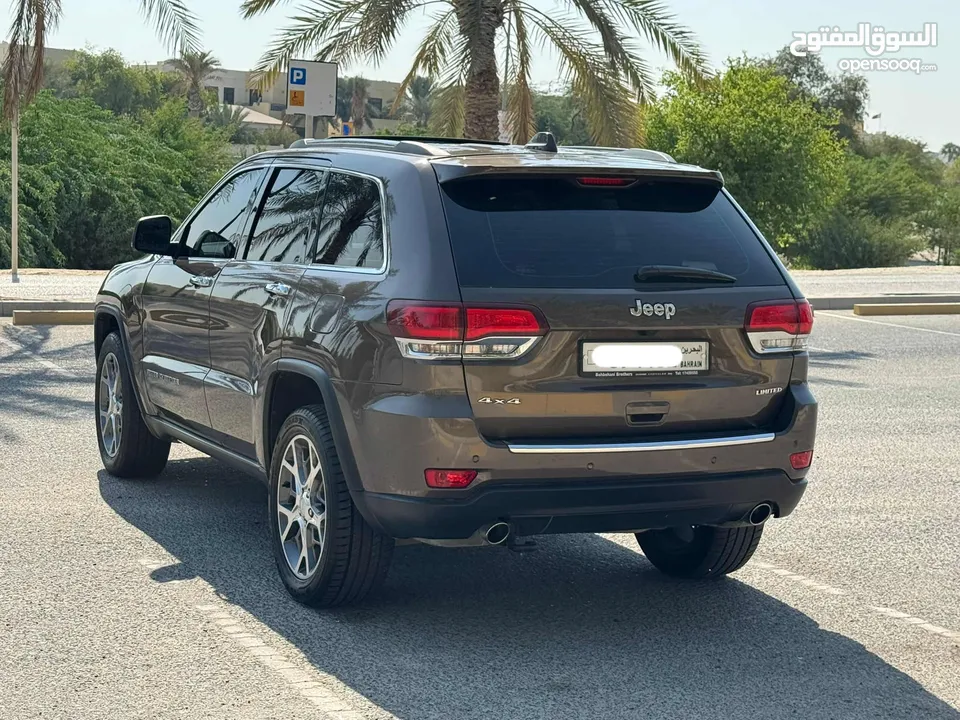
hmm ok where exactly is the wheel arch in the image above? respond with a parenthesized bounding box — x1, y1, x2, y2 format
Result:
(263, 359, 367, 500)
(94, 304, 149, 417)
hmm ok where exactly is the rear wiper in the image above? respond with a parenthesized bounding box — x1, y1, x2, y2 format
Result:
(634, 264, 737, 284)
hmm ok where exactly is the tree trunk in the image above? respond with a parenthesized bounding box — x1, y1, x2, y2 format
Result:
(454, 0, 502, 140)
(187, 88, 204, 118)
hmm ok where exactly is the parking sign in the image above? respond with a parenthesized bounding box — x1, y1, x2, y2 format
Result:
(285, 60, 337, 117)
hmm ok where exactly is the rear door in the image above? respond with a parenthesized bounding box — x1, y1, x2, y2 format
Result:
(206, 164, 328, 457)
(438, 173, 799, 442)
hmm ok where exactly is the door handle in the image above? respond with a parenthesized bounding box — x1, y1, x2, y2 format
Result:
(265, 282, 292, 298)
(189, 275, 214, 288)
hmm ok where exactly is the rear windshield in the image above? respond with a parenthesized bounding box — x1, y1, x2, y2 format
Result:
(439, 176, 785, 288)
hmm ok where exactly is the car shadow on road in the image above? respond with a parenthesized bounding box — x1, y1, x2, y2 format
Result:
(99, 461, 959, 720)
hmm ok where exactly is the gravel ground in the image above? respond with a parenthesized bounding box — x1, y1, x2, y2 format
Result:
(0, 314, 958, 719)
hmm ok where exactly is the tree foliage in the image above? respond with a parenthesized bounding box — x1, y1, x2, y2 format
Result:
(243, 0, 707, 144)
(644, 61, 847, 250)
(48, 49, 176, 116)
(0, 92, 232, 269)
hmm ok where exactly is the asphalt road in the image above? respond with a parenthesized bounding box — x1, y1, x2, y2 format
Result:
(1, 313, 958, 720)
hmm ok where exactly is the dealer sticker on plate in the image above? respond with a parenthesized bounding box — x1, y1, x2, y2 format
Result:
(581, 341, 709, 378)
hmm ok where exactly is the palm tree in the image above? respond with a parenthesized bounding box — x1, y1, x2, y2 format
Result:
(335, 76, 378, 131)
(942, 143, 960, 164)
(2, 0, 200, 281)
(242, 0, 706, 144)
(169, 50, 221, 117)
(398, 75, 433, 127)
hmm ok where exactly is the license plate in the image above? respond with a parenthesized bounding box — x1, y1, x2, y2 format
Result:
(581, 341, 709, 377)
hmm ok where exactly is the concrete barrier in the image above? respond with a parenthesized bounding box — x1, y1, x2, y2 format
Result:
(853, 303, 960, 316)
(12, 310, 95, 325)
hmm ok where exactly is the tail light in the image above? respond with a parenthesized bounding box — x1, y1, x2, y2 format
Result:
(425, 469, 477, 488)
(745, 300, 814, 353)
(387, 301, 547, 360)
(577, 176, 634, 186)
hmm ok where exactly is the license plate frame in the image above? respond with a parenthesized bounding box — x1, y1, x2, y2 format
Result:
(580, 341, 710, 378)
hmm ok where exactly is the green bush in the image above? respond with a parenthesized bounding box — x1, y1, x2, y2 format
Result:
(1, 92, 232, 269)
(796, 210, 920, 269)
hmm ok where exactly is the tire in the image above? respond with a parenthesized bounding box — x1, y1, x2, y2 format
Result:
(268, 405, 393, 607)
(96, 332, 170, 478)
(636, 524, 763, 579)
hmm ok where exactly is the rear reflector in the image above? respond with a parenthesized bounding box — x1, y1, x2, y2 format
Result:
(387, 301, 547, 361)
(577, 176, 634, 186)
(790, 450, 813, 470)
(425, 469, 477, 489)
(745, 300, 814, 353)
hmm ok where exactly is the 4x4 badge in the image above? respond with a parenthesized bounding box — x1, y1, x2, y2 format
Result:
(630, 300, 676, 319)
(478, 397, 521, 405)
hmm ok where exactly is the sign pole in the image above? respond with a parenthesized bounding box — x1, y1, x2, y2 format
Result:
(305, 114, 314, 139)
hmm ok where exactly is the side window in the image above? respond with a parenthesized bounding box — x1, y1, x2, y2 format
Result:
(245, 168, 326, 264)
(314, 172, 384, 269)
(184, 169, 267, 259)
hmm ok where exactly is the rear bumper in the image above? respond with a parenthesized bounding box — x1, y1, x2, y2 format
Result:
(359, 470, 806, 539)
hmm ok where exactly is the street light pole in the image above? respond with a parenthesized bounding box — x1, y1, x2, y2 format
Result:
(10, 109, 19, 284)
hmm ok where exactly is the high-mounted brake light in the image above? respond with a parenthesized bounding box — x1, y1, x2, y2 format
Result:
(744, 300, 814, 353)
(386, 301, 547, 361)
(577, 176, 634, 186)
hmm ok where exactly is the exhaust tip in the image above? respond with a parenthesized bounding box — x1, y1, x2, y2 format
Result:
(748, 503, 773, 526)
(484, 522, 511, 545)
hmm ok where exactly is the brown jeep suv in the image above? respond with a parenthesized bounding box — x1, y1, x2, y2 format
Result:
(94, 134, 817, 606)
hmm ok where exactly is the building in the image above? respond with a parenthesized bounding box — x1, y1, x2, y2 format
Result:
(153, 60, 402, 136)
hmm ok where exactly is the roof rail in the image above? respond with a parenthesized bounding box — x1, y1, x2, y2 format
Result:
(287, 135, 508, 157)
(564, 145, 677, 163)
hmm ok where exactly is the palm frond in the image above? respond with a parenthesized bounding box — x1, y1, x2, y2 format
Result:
(251, 0, 427, 92)
(240, 0, 296, 17)
(600, 0, 708, 81)
(559, 0, 657, 102)
(429, 42, 471, 137)
(390, 9, 456, 116)
(139, 0, 202, 53)
(2, 0, 62, 119)
(504, 5, 534, 143)
(520, 3, 637, 146)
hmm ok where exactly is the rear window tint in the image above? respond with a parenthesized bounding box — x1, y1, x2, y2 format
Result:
(440, 177, 784, 288)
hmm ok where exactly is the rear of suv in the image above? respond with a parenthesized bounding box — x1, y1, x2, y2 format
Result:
(94, 135, 816, 607)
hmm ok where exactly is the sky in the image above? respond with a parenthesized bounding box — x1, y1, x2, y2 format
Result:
(42, 0, 958, 149)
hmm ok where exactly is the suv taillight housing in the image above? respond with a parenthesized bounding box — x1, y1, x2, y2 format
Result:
(744, 300, 814, 353)
(387, 301, 547, 360)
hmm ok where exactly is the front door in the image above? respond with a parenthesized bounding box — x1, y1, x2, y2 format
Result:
(141, 167, 269, 433)
(206, 164, 328, 458)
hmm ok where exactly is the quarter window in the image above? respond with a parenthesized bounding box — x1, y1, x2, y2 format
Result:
(314, 172, 384, 270)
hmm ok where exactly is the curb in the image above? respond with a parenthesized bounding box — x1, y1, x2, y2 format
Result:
(854, 303, 960, 317)
(13, 310, 95, 326)
(1, 300, 94, 317)
(808, 294, 960, 311)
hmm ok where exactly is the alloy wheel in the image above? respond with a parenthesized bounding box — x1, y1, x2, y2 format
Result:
(277, 434, 326, 580)
(98, 353, 123, 458)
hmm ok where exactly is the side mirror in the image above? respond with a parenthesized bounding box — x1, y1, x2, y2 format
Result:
(132, 215, 175, 256)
